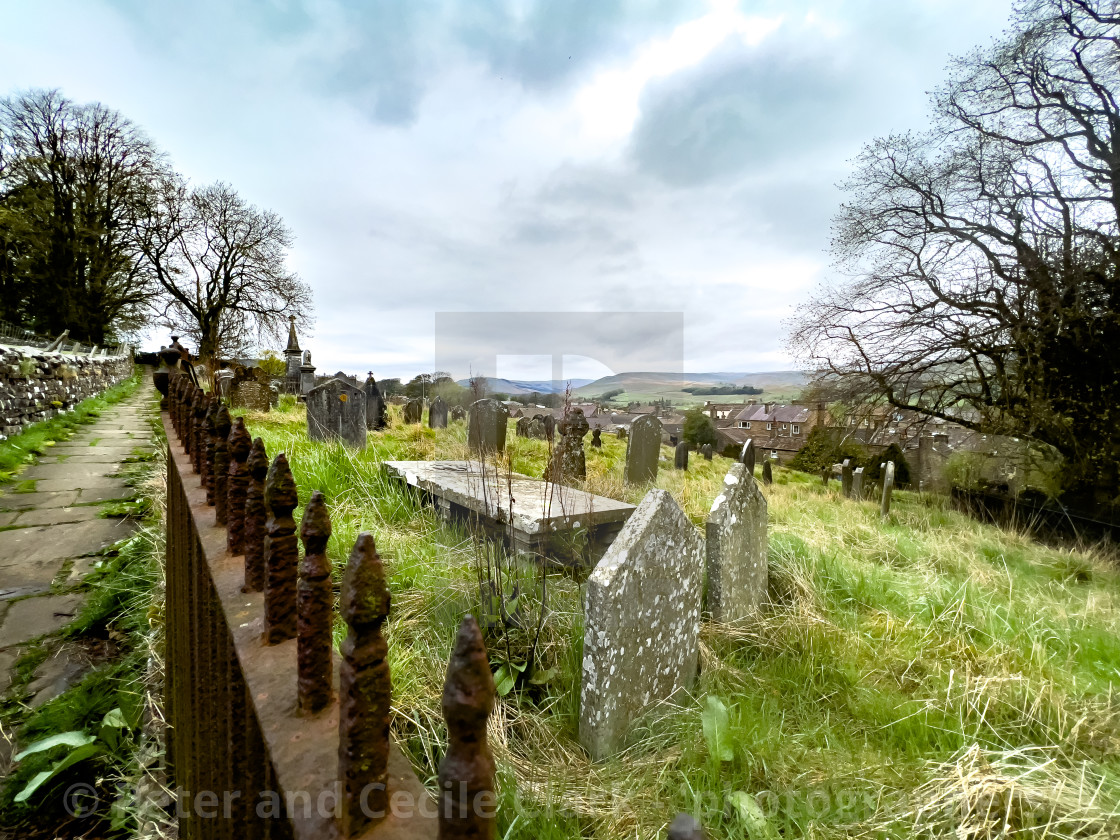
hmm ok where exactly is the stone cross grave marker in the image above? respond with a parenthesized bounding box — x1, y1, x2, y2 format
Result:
(580, 489, 704, 760)
(364, 374, 387, 430)
(841, 459, 853, 498)
(740, 438, 756, 474)
(705, 463, 768, 622)
(624, 415, 662, 484)
(403, 398, 423, 424)
(468, 398, 509, 456)
(429, 396, 448, 429)
(881, 460, 896, 517)
(674, 441, 689, 470)
(306, 378, 366, 448)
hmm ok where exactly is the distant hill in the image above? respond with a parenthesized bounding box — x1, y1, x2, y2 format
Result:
(453, 377, 595, 395)
(574, 371, 810, 398)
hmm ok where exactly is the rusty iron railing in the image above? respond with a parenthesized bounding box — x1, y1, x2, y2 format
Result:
(164, 371, 498, 840)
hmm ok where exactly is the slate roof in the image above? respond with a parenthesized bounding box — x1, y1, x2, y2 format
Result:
(732, 404, 812, 424)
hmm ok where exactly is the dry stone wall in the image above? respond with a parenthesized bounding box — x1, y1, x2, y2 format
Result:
(0, 345, 133, 439)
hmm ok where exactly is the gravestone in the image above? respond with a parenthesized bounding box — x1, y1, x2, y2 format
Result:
(544, 408, 589, 484)
(881, 461, 895, 517)
(468, 398, 509, 456)
(216, 369, 235, 400)
(429, 396, 448, 429)
(306, 378, 366, 448)
(841, 459, 854, 498)
(616, 428, 627, 440)
(821, 467, 830, 486)
(701, 443, 713, 460)
(851, 466, 864, 499)
(527, 417, 546, 440)
(268, 382, 280, 407)
(705, 463, 768, 622)
(232, 381, 271, 413)
(403, 398, 423, 424)
(739, 439, 756, 474)
(762, 459, 773, 485)
(364, 374, 387, 430)
(590, 428, 602, 448)
(580, 490, 704, 760)
(624, 415, 662, 484)
(515, 416, 530, 437)
(674, 441, 689, 470)
(541, 414, 556, 442)
(450, 405, 466, 422)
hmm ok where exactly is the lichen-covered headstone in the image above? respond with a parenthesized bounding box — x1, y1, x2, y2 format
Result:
(429, 396, 448, 429)
(364, 374, 387, 430)
(624, 415, 662, 484)
(579, 489, 704, 760)
(674, 441, 689, 470)
(232, 381, 271, 413)
(841, 459, 853, 498)
(851, 466, 864, 499)
(515, 416, 530, 437)
(705, 463, 768, 622)
(544, 408, 589, 484)
(306, 378, 366, 448)
(403, 398, 423, 424)
(880, 460, 895, 517)
(450, 405, 466, 422)
(468, 398, 509, 456)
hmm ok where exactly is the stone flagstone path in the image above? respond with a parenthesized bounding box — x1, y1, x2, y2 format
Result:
(0, 383, 157, 694)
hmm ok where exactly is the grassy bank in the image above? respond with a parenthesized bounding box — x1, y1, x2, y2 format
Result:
(238, 402, 1120, 839)
(0, 368, 142, 484)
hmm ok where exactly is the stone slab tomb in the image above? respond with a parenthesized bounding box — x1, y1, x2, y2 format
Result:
(580, 489, 704, 760)
(383, 460, 634, 564)
(306, 378, 366, 448)
(705, 463, 768, 622)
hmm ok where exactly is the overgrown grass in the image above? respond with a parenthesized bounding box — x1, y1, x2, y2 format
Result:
(0, 368, 142, 483)
(236, 403, 1120, 839)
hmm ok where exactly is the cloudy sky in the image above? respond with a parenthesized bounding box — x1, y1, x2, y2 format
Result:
(2, 0, 1014, 381)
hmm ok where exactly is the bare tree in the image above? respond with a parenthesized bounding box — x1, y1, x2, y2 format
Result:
(789, 0, 1120, 506)
(136, 178, 313, 363)
(0, 89, 160, 341)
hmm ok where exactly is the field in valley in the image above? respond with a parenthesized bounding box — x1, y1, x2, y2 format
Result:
(239, 401, 1120, 840)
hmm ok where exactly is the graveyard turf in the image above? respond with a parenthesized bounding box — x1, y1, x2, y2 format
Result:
(238, 403, 1120, 840)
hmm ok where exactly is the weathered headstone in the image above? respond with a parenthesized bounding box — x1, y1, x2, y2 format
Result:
(674, 441, 689, 470)
(841, 459, 853, 498)
(821, 467, 830, 486)
(403, 398, 423, 424)
(364, 374, 387, 430)
(542, 414, 556, 442)
(306, 378, 367, 448)
(851, 466, 864, 499)
(232, 381, 271, 413)
(705, 463, 768, 622)
(616, 428, 627, 439)
(739, 439, 756, 475)
(761, 459, 773, 485)
(590, 428, 602, 448)
(624, 415, 662, 484)
(701, 443, 713, 460)
(526, 416, 546, 440)
(881, 460, 895, 517)
(515, 416, 530, 437)
(429, 396, 448, 429)
(544, 408, 589, 484)
(450, 405, 466, 422)
(580, 490, 704, 760)
(468, 398, 509, 456)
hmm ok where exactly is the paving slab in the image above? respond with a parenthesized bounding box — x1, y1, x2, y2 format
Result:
(0, 582, 51, 601)
(19, 463, 120, 481)
(28, 646, 92, 707)
(32, 476, 131, 493)
(9, 506, 107, 528)
(0, 648, 17, 692)
(0, 594, 84, 648)
(0, 518, 134, 567)
(0, 490, 81, 511)
(75, 485, 137, 504)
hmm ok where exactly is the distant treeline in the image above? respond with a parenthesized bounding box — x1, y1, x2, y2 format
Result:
(682, 385, 763, 395)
